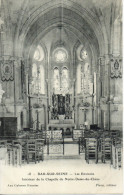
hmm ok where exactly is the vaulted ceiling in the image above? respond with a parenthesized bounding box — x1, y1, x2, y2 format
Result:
(0, 0, 122, 59)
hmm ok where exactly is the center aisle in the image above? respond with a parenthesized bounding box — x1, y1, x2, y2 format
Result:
(44, 137, 81, 159)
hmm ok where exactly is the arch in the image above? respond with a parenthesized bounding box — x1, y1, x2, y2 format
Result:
(23, 12, 99, 57)
(25, 23, 99, 63)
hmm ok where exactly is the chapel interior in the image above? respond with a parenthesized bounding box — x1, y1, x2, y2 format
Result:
(0, 0, 122, 168)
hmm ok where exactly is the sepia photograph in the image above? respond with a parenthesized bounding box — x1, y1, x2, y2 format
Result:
(0, 0, 123, 194)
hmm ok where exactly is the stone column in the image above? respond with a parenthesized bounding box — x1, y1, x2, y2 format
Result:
(45, 79, 49, 125)
(105, 55, 111, 130)
(76, 103, 80, 129)
(71, 79, 75, 120)
(109, 56, 122, 130)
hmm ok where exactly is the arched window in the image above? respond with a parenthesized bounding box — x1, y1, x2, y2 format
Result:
(53, 67, 69, 94)
(31, 63, 37, 94)
(81, 63, 90, 94)
(61, 67, 69, 91)
(32, 63, 37, 78)
(76, 46, 93, 95)
(39, 65, 45, 94)
(77, 64, 81, 94)
(53, 48, 68, 63)
(113, 17, 121, 54)
(77, 63, 93, 95)
(53, 67, 60, 94)
(34, 45, 44, 61)
(31, 45, 45, 95)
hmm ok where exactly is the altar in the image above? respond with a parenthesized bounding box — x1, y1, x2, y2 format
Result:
(47, 118, 75, 138)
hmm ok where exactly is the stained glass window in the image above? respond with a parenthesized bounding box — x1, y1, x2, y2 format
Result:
(32, 63, 37, 78)
(77, 64, 81, 94)
(77, 63, 93, 95)
(53, 48, 68, 63)
(39, 65, 45, 94)
(76, 45, 93, 95)
(34, 45, 44, 61)
(53, 67, 60, 94)
(31, 63, 37, 94)
(61, 67, 69, 92)
(53, 67, 69, 94)
(31, 45, 45, 95)
(80, 49, 88, 60)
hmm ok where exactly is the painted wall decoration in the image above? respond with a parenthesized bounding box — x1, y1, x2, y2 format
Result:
(0, 60, 14, 81)
(111, 58, 122, 78)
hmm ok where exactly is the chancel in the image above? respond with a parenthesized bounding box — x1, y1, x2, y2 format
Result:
(0, 0, 122, 169)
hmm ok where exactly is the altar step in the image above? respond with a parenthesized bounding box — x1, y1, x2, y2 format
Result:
(64, 138, 78, 144)
(44, 155, 82, 160)
(64, 138, 73, 142)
